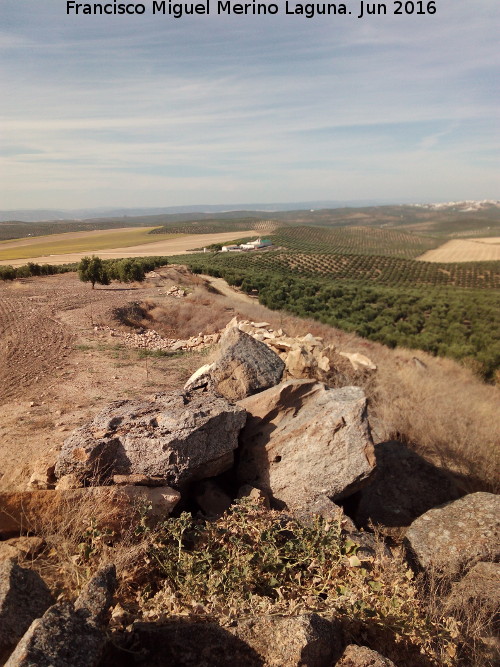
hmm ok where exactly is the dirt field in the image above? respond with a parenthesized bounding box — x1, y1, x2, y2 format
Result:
(417, 237, 500, 262)
(0, 229, 255, 266)
(0, 269, 221, 491)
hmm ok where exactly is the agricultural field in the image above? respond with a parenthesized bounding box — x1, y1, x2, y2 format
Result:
(0, 227, 169, 262)
(269, 225, 441, 258)
(148, 218, 268, 235)
(2, 214, 499, 379)
(418, 237, 500, 262)
(184, 248, 500, 290)
(177, 249, 500, 379)
(0, 229, 255, 266)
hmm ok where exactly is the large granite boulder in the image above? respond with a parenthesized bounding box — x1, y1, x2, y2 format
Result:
(405, 492, 500, 574)
(185, 327, 285, 400)
(5, 565, 116, 667)
(355, 441, 462, 536)
(55, 391, 246, 487)
(237, 380, 375, 510)
(0, 561, 54, 661)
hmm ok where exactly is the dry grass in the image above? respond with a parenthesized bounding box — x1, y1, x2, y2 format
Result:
(417, 561, 500, 667)
(200, 284, 500, 492)
(418, 238, 500, 262)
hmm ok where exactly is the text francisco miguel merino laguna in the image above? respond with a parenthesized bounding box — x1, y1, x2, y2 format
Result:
(66, 1, 399, 19)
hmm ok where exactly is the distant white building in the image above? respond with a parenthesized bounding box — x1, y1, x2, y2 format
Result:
(222, 238, 273, 252)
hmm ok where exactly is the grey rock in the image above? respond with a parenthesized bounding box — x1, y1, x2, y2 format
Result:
(405, 492, 500, 574)
(355, 441, 462, 535)
(6, 565, 117, 667)
(293, 494, 357, 533)
(237, 380, 376, 510)
(0, 561, 53, 659)
(55, 391, 246, 488)
(74, 564, 116, 626)
(230, 613, 341, 666)
(344, 531, 392, 562)
(210, 327, 285, 400)
(335, 644, 396, 666)
(5, 601, 105, 667)
(237, 484, 271, 509)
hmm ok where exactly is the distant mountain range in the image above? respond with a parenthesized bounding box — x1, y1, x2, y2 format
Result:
(0, 200, 400, 223)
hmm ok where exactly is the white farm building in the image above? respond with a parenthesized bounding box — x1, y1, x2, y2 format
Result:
(222, 238, 272, 252)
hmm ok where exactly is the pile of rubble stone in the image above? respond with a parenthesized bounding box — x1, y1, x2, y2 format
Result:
(164, 285, 186, 298)
(97, 315, 378, 374)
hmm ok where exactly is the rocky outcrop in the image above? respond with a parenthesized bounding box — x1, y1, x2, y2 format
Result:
(186, 327, 285, 401)
(355, 441, 462, 535)
(0, 485, 180, 536)
(335, 644, 396, 666)
(0, 561, 53, 661)
(405, 492, 500, 574)
(338, 353, 377, 372)
(237, 380, 375, 509)
(5, 565, 116, 667)
(54, 391, 246, 488)
(74, 564, 117, 626)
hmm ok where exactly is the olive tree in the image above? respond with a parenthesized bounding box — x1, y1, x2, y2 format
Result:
(78, 255, 110, 289)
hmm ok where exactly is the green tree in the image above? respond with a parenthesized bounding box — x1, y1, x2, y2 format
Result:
(78, 255, 109, 289)
(108, 258, 145, 283)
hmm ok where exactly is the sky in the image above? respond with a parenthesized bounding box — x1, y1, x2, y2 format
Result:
(0, 0, 498, 209)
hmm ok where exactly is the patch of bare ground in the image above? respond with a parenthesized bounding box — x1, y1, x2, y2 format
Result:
(0, 266, 498, 495)
(417, 238, 500, 262)
(0, 267, 220, 490)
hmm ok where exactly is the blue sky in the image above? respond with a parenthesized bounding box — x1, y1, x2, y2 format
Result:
(0, 0, 498, 209)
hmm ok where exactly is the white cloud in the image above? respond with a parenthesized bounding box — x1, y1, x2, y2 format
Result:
(0, 0, 498, 207)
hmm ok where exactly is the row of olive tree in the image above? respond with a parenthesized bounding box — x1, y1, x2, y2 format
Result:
(77, 256, 152, 288)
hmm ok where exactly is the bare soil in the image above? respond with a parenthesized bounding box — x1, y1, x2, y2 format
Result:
(417, 237, 500, 262)
(0, 268, 218, 490)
